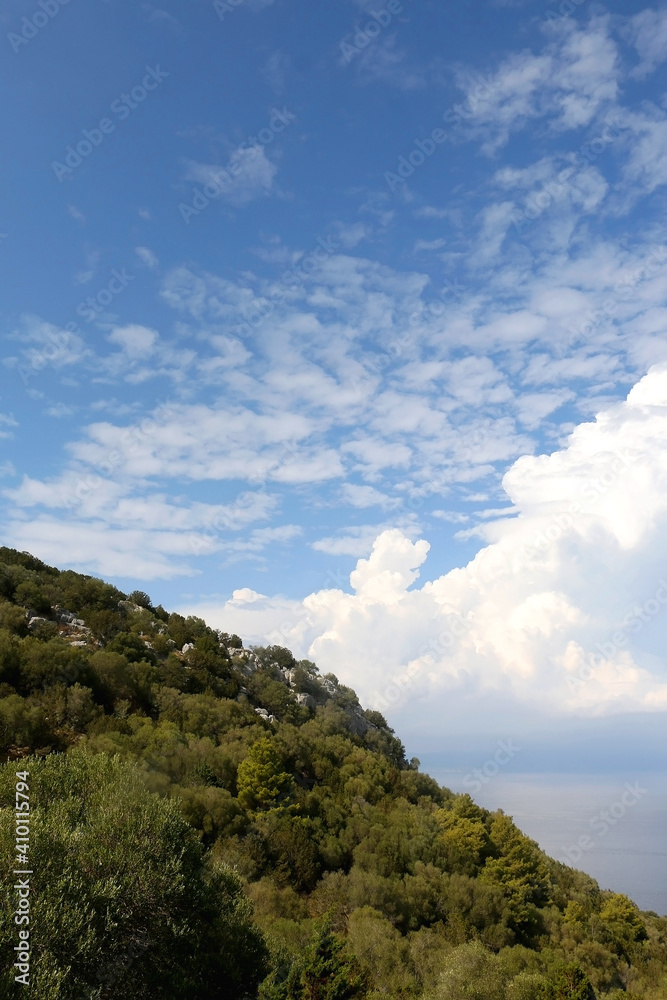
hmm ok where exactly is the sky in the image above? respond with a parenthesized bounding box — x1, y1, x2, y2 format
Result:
(2, 0, 667, 765)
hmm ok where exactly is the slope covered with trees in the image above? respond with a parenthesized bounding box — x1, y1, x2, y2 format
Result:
(0, 547, 665, 999)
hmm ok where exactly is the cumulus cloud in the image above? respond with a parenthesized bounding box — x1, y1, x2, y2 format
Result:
(205, 366, 667, 719)
(311, 517, 421, 557)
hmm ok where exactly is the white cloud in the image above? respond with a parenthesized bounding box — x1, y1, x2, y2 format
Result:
(179, 589, 302, 644)
(333, 222, 370, 248)
(413, 238, 447, 253)
(413, 206, 450, 219)
(1, 518, 203, 580)
(108, 324, 159, 359)
(205, 366, 667, 719)
(4, 315, 92, 375)
(184, 145, 278, 207)
(68, 205, 86, 224)
(620, 105, 667, 196)
(627, 6, 667, 78)
(221, 524, 303, 555)
(340, 483, 399, 509)
(453, 17, 619, 153)
(311, 516, 421, 557)
(8, 222, 667, 588)
(44, 403, 76, 419)
(135, 246, 160, 270)
(2, 462, 282, 578)
(262, 51, 290, 93)
(350, 34, 426, 91)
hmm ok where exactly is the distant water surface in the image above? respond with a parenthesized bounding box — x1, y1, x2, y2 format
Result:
(419, 768, 667, 916)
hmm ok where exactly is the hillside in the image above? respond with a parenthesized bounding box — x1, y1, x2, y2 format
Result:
(0, 546, 665, 1000)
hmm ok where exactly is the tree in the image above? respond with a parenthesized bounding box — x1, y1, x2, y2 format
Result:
(237, 737, 295, 812)
(598, 893, 648, 952)
(345, 906, 417, 997)
(261, 920, 368, 1000)
(431, 941, 507, 1000)
(261, 814, 322, 890)
(0, 750, 268, 999)
(480, 814, 552, 938)
(540, 964, 596, 1000)
(0, 628, 21, 687)
(299, 921, 368, 1000)
(14, 580, 51, 615)
(105, 631, 157, 665)
(128, 590, 153, 609)
(0, 602, 29, 637)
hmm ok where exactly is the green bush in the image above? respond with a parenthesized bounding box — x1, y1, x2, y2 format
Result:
(0, 750, 269, 998)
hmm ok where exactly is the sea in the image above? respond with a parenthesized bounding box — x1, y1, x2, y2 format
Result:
(415, 764, 667, 916)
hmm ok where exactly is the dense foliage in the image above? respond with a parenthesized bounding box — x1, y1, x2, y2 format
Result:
(0, 547, 665, 1000)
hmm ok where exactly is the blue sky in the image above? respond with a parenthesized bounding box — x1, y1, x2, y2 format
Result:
(3, 0, 667, 756)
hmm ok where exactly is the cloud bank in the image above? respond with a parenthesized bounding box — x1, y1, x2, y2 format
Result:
(192, 365, 667, 719)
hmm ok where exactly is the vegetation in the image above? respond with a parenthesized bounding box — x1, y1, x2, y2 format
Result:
(0, 547, 665, 1000)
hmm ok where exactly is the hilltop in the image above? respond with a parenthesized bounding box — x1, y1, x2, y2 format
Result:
(0, 546, 665, 1000)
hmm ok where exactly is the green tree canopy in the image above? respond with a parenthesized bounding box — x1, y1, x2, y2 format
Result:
(540, 964, 596, 1000)
(237, 737, 296, 812)
(0, 750, 268, 999)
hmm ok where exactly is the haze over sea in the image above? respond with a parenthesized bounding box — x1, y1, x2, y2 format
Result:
(417, 763, 667, 917)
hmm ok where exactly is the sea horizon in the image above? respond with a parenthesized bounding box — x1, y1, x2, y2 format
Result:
(414, 762, 667, 917)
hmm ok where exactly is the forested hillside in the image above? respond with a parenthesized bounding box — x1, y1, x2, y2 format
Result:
(0, 547, 665, 1000)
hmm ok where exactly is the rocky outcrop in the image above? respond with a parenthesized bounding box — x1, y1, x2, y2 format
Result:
(118, 599, 145, 614)
(345, 707, 373, 736)
(223, 645, 378, 734)
(254, 706, 277, 724)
